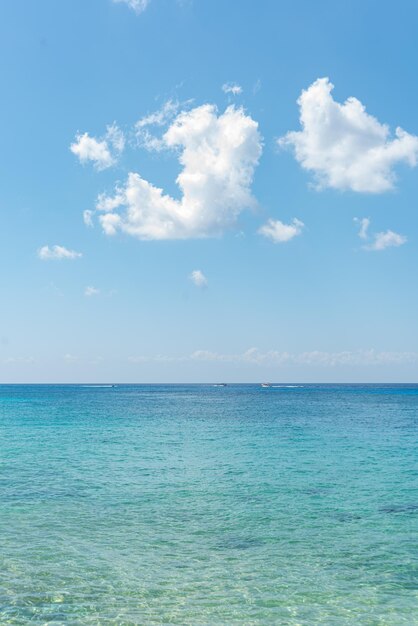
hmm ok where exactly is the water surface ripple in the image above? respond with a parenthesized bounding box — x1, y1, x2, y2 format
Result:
(0, 384, 417, 624)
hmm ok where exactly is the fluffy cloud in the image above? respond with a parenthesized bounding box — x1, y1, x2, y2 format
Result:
(38, 245, 82, 260)
(189, 270, 207, 287)
(85, 286, 100, 296)
(366, 230, 407, 251)
(94, 104, 262, 239)
(279, 77, 418, 192)
(70, 123, 125, 171)
(113, 0, 149, 14)
(258, 217, 304, 243)
(222, 83, 243, 96)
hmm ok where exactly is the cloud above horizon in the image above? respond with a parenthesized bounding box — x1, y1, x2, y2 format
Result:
(128, 347, 418, 367)
(70, 123, 125, 171)
(279, 77, 418, 192)
(93, 104, 262, 240)
(258, 218, 304, 243)
(38, 245, 82, 260)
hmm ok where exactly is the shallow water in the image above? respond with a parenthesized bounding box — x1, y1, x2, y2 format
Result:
(0, 384, 417, 624)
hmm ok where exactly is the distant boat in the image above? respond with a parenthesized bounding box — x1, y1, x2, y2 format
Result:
(261, 383, 272, 388)
(213, 383, 227, 387)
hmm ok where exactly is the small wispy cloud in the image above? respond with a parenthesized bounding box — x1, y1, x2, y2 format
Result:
(84, 286, 100, 297)
(127, 347, 418, 367)
(38, 245, 82, 260)
(189, 270, 207, 287)
(136, 99, 181, 129)
(222, 83, 243, 96)
(3, 356, 35, 365)
(354, 217, 406, 251)
(70, 123, 125, 170)
(83, 210, 94, 227)
(354, 217, 370, 240)
(64, 353, 78, 362)
(134, 99, 189, 152)
(252, 79, 261, 95)
(113, 0, 149, 14)
(258, 218, 304, 243)
(366, 230, 407, 251)
(128, 355, 149, 363)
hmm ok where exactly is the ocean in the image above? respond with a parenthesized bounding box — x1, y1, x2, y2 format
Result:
(0, 384, 417, 624)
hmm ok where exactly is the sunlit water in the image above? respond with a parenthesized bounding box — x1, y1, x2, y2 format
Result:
(0, 384, 417, 624)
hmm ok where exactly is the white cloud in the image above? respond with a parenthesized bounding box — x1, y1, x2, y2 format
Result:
(106, 123, 125, 153)
(192, 347, 418, 366)
(85, 286, 100, 297)
(94, 104, 262, 239)
(113, 0, 149, 14)
(258, 218, 304, 243)
(38, 245, 82, 260)
(279, 77, 418, 192)
(222, 83, 243, 96)
(136, 99, 181, 129)
(64, 353, 78, 362)
(135, 129, 165, 152)
(134, 99, 182, 152)
(189, 270, 207, 287)
(70, 123, 125, 171)
(3, 356, 35, 365)
(354, 217, 406, 251)
(71, 133, 113, 170)
(252, 79, 261, 95)
(366, 229, 407, 251)
(190, 348, 289, 365)
(354, 217, 370, 240)
(128, 347, 418, 367)
(128, 355, 149, 363)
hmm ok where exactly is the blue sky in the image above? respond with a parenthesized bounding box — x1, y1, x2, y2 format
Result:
(1, 0, 418, 382)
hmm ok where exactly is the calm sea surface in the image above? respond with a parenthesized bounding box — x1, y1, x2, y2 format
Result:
(0, 384, 417, 624)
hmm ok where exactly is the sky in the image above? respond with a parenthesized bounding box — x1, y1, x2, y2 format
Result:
(1, 0, 418, 383)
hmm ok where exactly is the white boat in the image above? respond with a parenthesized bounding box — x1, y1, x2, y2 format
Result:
(261, 383, 272, 388)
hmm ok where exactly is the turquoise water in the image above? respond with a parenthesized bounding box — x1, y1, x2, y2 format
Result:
(0, 384, 417, 625)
